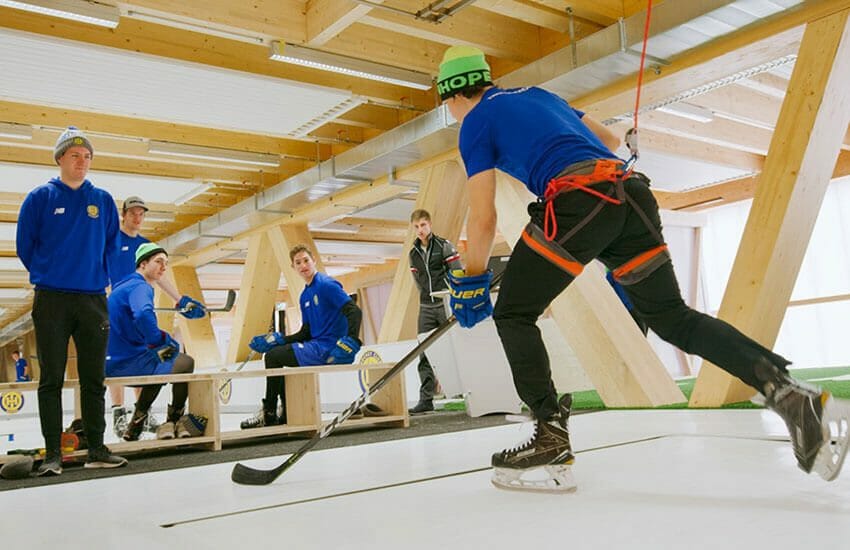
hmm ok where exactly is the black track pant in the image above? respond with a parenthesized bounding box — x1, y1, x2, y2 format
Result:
(263, 344, 300, 422)
(416, 303, 447, 401)
(135, 353, 196, 413)
(33, 290, 110, 453)
(493, 176, 789, 421)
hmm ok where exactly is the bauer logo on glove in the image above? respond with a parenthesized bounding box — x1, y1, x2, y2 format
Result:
(447, 269, 493, 329)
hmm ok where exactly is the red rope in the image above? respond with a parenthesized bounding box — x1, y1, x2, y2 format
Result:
(632, 0, 653, 130)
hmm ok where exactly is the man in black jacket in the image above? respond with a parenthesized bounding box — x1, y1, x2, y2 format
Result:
(408, 209, 463, 414)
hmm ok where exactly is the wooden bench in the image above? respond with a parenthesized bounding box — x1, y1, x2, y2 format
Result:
(0, 360, 409, 463)
(209, 361, 408, 443)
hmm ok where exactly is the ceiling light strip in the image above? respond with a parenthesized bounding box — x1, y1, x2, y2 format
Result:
(270, 41, 433, 91)
(148, 141, 280, 168)
(0, 0, 120, 28)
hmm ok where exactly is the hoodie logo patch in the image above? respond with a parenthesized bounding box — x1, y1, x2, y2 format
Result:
(54, 207, 65, 215)
(121, 246, 129, 252)
(87, 205, 99, 218)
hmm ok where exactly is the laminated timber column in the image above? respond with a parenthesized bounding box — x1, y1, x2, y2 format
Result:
(495, 172, 684, 407)
(372, 160, 468, 415)
(171, 265, 222, 369)
(226, 232, 282, 363)
(266, 223, 326, 335)
(690, 9, 850, 406)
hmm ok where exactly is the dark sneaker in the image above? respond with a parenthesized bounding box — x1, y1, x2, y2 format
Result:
(36, 452, 62, 477)
(408, 400, 434, 415)
(85, 446, 128, 469)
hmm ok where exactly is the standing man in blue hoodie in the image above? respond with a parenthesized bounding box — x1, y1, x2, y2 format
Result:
(16, 127, 128, 476)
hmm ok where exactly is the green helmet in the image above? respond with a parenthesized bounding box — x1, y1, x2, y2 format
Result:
(135, 242, 168, 267)
(436, 45, 492, 101)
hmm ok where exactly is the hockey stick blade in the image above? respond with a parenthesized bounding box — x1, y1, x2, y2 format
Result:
(218, 350, 257, 404)
(231, 271, 502, 486)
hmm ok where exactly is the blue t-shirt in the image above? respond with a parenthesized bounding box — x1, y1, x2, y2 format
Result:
(108, 231, 149, 286)
(15, 358, 29, 382)
(458, 86, 620, 197)
(16, 178, 119, 293)
(106, 273, 162, 365)
(299, 272, 351, 350)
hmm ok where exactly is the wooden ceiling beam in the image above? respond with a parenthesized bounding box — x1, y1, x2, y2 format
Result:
(357, 2, 564, 63)
(638, 110, 774, 156)
(0, 100, 329, 160)
(306, 0, 375, 46)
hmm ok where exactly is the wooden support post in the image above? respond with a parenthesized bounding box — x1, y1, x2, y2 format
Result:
(226, 232, 282, 363)
(171, 265, 223, 369)
(154, 281, 176, 336)
(371, 160, 468, 416)
(187, 379, 220, 450)
(690, 9, 850, 406)
(495, 172, 685, 407)
(284, 371, 321, 429)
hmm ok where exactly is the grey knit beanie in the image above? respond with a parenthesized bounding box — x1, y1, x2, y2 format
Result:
(54, 126, 94, 164)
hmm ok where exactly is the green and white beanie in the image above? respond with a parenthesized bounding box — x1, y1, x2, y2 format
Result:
(54, 126, 94, 164)
(135, 242, 168, 267)
(437, 46, 492, 101)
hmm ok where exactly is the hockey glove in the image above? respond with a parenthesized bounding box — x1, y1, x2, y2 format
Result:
(448, 269, 493, 329)
(249, 332, 286, 354)
(150, 331, 180, 363)
(177, 295, 206, 319)
(327, 336, 361, 364)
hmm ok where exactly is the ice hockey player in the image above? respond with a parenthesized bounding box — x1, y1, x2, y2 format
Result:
(437, 45, 850, 492)
(106, 242, 197, 441)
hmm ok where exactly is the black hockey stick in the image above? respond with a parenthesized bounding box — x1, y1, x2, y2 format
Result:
(231, 272, 502, 486)
(154, 289, 236, 313)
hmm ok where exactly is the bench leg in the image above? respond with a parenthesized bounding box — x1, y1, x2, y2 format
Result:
(284, 372, 320, 434)
(188, 379, 220, 450)
(366, 368, 409, 428)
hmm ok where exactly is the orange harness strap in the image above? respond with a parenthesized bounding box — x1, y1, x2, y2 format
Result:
(542, 159, 629, 241)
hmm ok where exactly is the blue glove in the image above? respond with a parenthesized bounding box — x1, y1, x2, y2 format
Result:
(177, 295, 206, 319)
(327, 336, 361, 364)
(448, 270, 493, 329)
(150, 331, 180, 363)
(249, 332, 286, 354)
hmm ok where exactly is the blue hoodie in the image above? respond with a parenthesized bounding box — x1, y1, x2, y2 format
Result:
(16, 178, 119, 293)
(106, 272, 163, 365)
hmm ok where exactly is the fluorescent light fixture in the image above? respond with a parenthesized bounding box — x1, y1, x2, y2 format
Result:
(172, 182, 213, 206)
(144, 211, 176, 223)
(308, 222, 360, 234)
(148, 141, 280, 168)
(0, 122, 33, 140)
(270, 41, 433, 91)
(122, 9, 265, 45)
(0, 0, 119, 28)
(656, 102, 714, 123)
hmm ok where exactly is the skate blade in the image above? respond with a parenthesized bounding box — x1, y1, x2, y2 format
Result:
(491, 465, 577, 494)
(813, 395, 850, 482)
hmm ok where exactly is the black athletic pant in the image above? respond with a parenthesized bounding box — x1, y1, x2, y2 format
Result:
(493, 176, 789, 421)
(263, 344, 300, 422)
(32, 290, 110, 453)
(416, 302, 447, 401)
(135, 353, 195, 414)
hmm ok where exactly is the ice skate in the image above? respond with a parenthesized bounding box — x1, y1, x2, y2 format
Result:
(240, 399, 278, 430)
(491, 394, 576, 493)
(757, 359, 850, 481)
